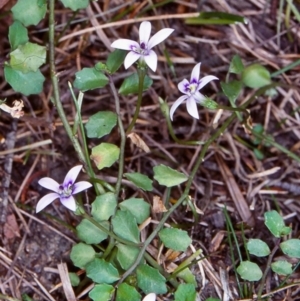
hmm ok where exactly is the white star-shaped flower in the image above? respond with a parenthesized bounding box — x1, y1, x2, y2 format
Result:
(170, 63, 218, 120)
(111, 21, 174, 72)
(36, 165, 92, 213)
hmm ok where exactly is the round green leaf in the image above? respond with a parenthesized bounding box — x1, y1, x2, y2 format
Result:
(247, 239, 270, 257)
(86, 258, 119, 284)
(280, 239, 300, 258)
(271, 260, 292, 276)
(4, 64, 45, 95)
(70, 242, 96, 268)
(11, 0, 47, 26)
(112, 210, 140, 243)
(264, 210, 286, 238)
(10, 42, 46, 73)
(124, 172, 153, 191)
(137, 264, 167, 294)
(85, 111, 117, 138)
(9, 21, 28, 50)
(116, 283, 141, 301)
(116, 244, 140, 270)
(74, 67, 108, 92)
(119, 73, 153, 95)
(76, 219, 108, 244)
(90, 143, 120, 170)
(60, 0, 89, 10)
(174, 283, 196, 301)
(119, 198, 151, 224)
(153, 164, 188, 187)
(91, 193, 117, 222)
(69, 273, 80, 287)
(242, 64, 271, 88)
(89, 284, 115, 301)
(159, 228, 191, 251)
(237, 261, 262, 281)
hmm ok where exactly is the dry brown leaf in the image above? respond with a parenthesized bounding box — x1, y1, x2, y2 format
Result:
(127, 132, 150, 153)
(152, 195, 167, 213)
(4, 214, 20, 240)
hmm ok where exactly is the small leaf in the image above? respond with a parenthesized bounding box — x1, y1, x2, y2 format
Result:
(85, 111, 117, 138)
(176, 268, 196, 286)
(280, 239, 300, 258)
(60, 0, 89, 10)
(89, 284, 115, 301)
(271, 260, 293, 275)
(9, 21, 28, 50)
(91, 192, 117, 222)
(237, 261, 262, 281)
(137, 264, 167, 294)
(117, 244, 140, 270)
(242, 64, 271, 88)
(4, 64, 45, 95)
(10, 42, 46, 73)
(220, 80, 243, 105)
(119, 73, 153, 95)
(74, 67, 109, 92)
(76, 219, 108, 244)
(174, 283, 196, 301)
(11, 0, 47, 26)
(254, 148, 265, 160)
(69, 273, 80, 287)
(112, 210, 140, 243)
(106, 49, 127, 73)
(159, 228, 192, 251)
(90, 143, 120, 170)
(86, 258, 119, 284)
(119, 198, 151, 224)
(116, 283, 141, 301)
(247, 239, 270, 257)
(70, 242, 96, 268)
(264, 210, 286, 238)
(124, 172, 153, 191)
(153, 164, 188, 187)
(229, 55, 244, 74)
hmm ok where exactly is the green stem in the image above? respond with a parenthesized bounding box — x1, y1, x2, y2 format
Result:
(109, 76, 126, 198)
(125, 68, 146, 135)
(257, 239, 280, 299)
(48, 0, 89, 172)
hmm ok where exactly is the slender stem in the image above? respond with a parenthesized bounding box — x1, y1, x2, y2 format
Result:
(109, 76, 126, 198)
(257, 239, 280, 299)
(48, 0, 88, 170)
(125, 68, 146, 135)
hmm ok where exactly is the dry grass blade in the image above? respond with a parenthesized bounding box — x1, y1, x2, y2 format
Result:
(215, 153, 255, 226)
(57, 263, 77, 301)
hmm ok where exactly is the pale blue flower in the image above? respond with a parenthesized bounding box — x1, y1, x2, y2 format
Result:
(36, 165, 92, 213)
(111, 21, 174, 72)
(170, 63, 218, 120)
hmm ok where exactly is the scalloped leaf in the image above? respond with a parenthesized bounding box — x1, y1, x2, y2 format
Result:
(70, 243, 96, 269)
(9, 21, 28, 50)
(153, 164, 188, 187)
(159, 228, 191, 251)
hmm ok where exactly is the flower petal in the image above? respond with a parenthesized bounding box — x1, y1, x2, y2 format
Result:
(111, 39, 139, 50)
(148, 28, 174, 49)
(190, 62, 201, 82)
(178, 79, 189, 94)
(193, 91, 206, 104)
(143, 293, 156, 301)
(38, 177, 60, 192)
(63, 165, 83, 187)
(186, 97, 199, 119)
(36, 192, 59, 213)
(60, 195, 77, 211)
(144, 50, 157, 71)
(169, 95, 188, 120)
(139, 21, 151, 44)
(124, 51, 141, 69)
(198, 75, 218, 90)
(73, 181, 92, 194)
